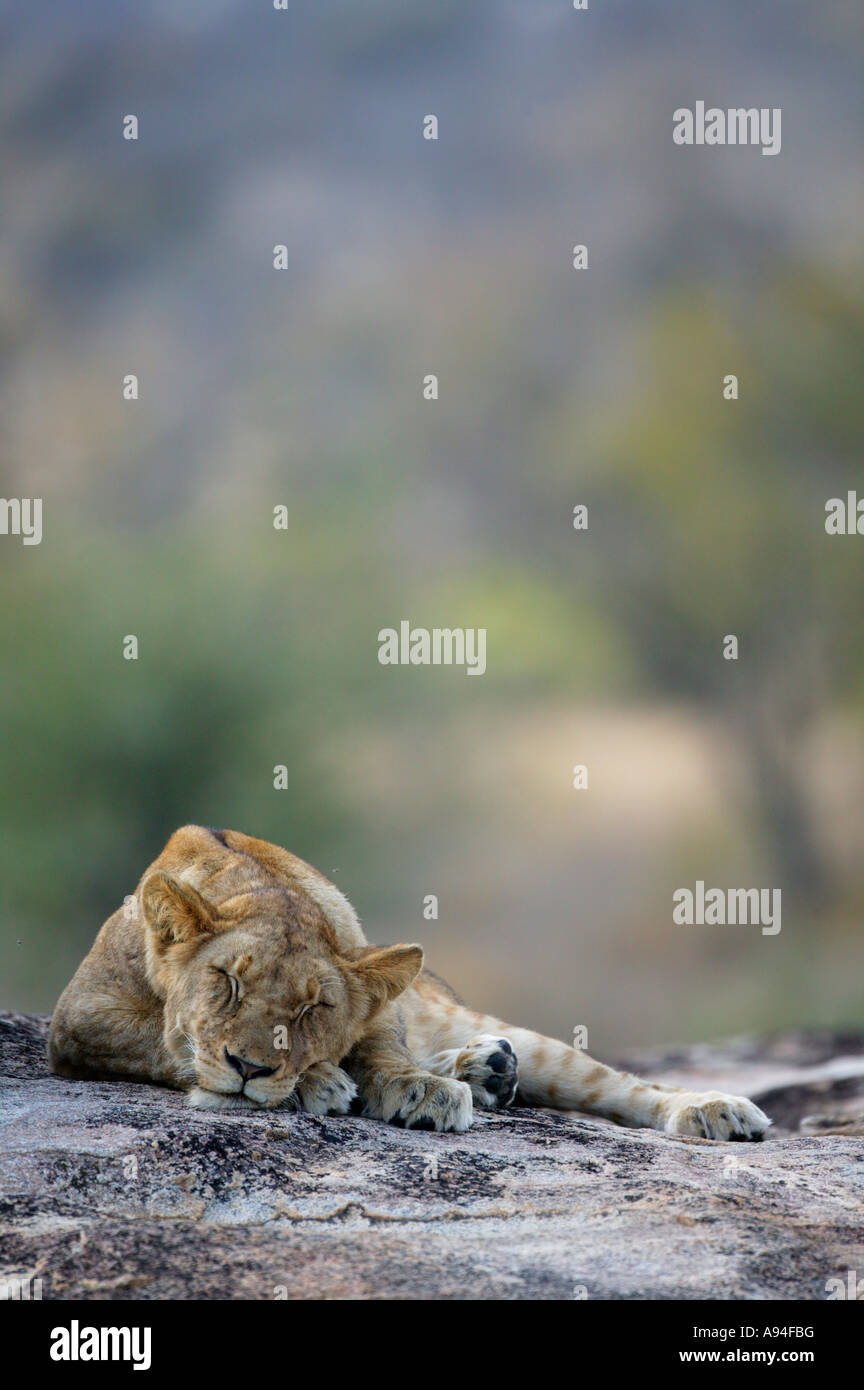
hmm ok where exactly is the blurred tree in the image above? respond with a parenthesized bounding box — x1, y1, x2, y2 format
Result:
(585, 269, 864, 905)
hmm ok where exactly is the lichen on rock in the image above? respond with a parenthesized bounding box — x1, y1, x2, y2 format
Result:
(1, 1013, 863, 1300)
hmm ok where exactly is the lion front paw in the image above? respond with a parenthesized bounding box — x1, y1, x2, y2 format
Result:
(294, 1061, 358, 1116)
(454, 1035, 519, 1110)
(665, 1091, 771, 1142)
(187, 1086, 256, 1111)
(365, 1074, 473, 1133)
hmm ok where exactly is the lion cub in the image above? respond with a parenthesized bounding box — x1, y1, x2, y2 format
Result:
(49, 826, 770, 1139)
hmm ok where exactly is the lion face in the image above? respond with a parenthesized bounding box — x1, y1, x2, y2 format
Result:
(167, 932, 358, 1107)
(140, 869, 421, 1108)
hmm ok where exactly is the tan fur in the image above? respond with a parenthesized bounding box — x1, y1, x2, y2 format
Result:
(49, 827, 770, 1139)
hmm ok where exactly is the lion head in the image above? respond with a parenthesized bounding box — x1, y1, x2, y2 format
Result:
(140, 869, 422, 1109)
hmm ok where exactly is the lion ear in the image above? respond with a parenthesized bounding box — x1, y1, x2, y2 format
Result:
(141, 872, 217, 948)
(351, 944, 424, 1007)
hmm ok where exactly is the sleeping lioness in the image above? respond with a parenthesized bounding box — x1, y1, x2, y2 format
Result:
(49, 825, 770, 1138)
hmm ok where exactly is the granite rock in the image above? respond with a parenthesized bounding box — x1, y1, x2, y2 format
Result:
(1, 1012, 863, 1301)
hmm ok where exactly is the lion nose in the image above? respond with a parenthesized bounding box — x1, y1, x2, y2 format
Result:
(224, 1048, 276, 1082)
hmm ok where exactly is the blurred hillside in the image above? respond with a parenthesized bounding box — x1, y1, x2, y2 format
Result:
(1, 0, 863, 1048)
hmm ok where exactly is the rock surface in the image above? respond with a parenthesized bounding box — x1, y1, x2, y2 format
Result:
(1, 1012, 863, 1300)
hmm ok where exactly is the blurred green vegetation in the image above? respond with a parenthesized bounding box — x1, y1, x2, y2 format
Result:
(4, 262, 864, 1030)
(2, 2, 863, 1045)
